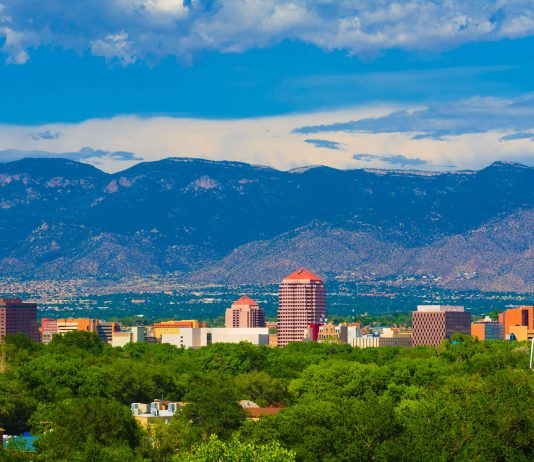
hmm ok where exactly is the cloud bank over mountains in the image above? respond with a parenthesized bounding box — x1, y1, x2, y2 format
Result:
(2, 1, 534, 64)
(1, 94, 534, 173)
(0, 147, 142, 163)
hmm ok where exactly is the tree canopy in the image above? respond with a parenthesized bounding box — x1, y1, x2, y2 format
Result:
(0, 331, 532, 461)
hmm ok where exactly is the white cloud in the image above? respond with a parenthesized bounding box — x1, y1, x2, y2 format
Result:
(90, 31, 137, 65)
(0, 98, 533, 173)
(1, 1, 534, 64)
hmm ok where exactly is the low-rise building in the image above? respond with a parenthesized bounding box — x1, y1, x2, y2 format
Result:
(303, 323, 349, 343)
(161, 327, 269, 349)
(351, 336, 380, 348)
(471, 317, 504, 340)
(498, 306, 534, 341)
(346, 324, 362, 345)
(41, 318, 58, 343)
(40, 318, 118, 344)
(112, 326, 146, 347)
(131, 400, 185, 427)
(154, 320, 203, 340)
(379, 327, 413, 348)
(318, 323, 348, 343)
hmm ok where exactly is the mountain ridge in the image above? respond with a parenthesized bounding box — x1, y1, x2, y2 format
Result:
(0, 157, 532, 291)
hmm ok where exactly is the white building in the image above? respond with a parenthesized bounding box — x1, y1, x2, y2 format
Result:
(346, 325, 363, 344)
(112, 326, 146, 347)
(161, 327, 269, 349)
(351, 336, 380, 348)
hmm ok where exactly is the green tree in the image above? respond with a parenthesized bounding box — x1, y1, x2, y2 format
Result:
(30, 397, 142, 461)
(173, 434, 295, 462)
(48, 331, 105, 354)
(179, 376, 245, 442)
(138, 417, 194, 462)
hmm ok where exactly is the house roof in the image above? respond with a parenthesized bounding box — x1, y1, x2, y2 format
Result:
(244, 404, 285, 418)
(283, 268, 322, 282)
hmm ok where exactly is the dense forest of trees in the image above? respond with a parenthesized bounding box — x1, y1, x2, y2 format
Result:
(0, 332, 533, 461)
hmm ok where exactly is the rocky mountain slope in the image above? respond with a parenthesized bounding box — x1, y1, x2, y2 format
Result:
(0, 157, 532, 291)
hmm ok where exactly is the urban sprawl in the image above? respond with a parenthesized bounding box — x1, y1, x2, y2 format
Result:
(2, 268, 532, 351)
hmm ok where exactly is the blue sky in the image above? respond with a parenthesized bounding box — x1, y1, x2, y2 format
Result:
(1, 0, 534, 171)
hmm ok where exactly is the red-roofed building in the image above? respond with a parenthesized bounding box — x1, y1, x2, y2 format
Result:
(283, 268, 322, 282)
(277, 268, 327, 346)
(225, 295, 265, 328)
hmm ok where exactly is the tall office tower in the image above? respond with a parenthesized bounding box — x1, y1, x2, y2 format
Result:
(225, 295, 266, 328)
(498, 306, 534, 341)
(0, 298, 39, 342)
(412, 305, 471, 346)
(277, 268, 327, 346)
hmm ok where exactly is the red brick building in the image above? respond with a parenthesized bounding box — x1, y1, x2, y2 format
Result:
(277, 268, 327, 346)
(412, 305, 471, 346)
(0, 298, 39, 342)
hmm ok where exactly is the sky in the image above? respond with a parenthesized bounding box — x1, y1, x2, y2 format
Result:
(1, 0, 534, 172)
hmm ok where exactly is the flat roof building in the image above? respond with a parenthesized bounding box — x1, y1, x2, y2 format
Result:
(0, 298, 39, 343)
(112, 326, 146, 347)
(161, 327, 269, 349)
(412, 305, 471, 346)
(41, 318, 117, 344)
(498, 306, 534, 341)
(41, 318, 58, 344)
(471, 317, 504, 340)
(153, 320, 204, 340)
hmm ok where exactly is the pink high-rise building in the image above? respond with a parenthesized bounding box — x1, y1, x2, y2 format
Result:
(412, 305, 471, 346)
(225, 295, 265, 328)
(0, 298, 39, 342)
(277, 268, 327, 346)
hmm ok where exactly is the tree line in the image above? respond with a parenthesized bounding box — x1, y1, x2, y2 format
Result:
(0, 331, 532, 461)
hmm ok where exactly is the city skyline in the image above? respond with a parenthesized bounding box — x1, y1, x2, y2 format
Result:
(0, 4, 532, 458)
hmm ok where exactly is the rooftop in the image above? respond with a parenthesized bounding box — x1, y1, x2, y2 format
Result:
(283, 268, 322, 282)
(416, 305, 465, 313)
(232, 295, 258, 306)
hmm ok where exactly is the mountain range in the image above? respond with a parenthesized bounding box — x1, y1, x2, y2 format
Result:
(0, 157, 532, 291)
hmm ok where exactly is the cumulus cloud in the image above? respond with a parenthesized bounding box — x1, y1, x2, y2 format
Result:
(1, 1, 534, 64)
(304, 139, 345, 150)
(353, 153, 427, 166)
(90, 32, 137, 65)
